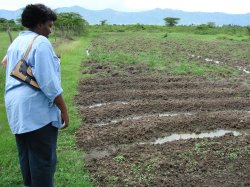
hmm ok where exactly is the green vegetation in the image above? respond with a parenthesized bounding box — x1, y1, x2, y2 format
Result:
(106, 175, 120, 186)
(0, 18, 24, 31)
(126, 159, 158, 186)
(1, 22, 250, 186)
(0, 13, 89, 40)
(0, 32, 23, 185)
(54, 12, 89, 37)
(0, 31, 21, 186)
(113, 155, 126, 163)
(164, 17, 180, 26)
(53, 36, 93, 187)
(100, 19, 108, 26)
(88, 31, 243, 77)
(90, 24, 250, 37)
(105, 158, 158, 186)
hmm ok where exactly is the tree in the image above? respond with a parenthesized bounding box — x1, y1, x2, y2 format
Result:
(163, 17, 180, 27)
(207, 22, 216, 28)
(100, 19, 108, 26)
(16, 18, 22, 25)
(246, 26, 250, 37)
(0, 18, 22, 32)
(54, 12, 88, 36)
(0, 18, 8, 23)
(55, 12, 88, 27)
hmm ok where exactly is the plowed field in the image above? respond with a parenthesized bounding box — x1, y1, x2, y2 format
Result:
(77, 64, 250, 186)
(75, 61, 250, 186)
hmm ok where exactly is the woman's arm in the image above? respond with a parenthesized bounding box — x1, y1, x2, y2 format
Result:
(1, 55, 7, 68)
(54, 94, 69, 129)
(34, 41, 69, 129)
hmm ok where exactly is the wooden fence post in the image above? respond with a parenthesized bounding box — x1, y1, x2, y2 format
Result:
(6, 22, 13, 43)
(53, 25, 57, 42)
(60, 24, 65, 38)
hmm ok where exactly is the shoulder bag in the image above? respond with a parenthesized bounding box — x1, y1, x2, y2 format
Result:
(10, 35, 40, 90)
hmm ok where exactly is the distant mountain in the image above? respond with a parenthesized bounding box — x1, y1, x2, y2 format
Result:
(0, 9, 22, 20)
(1, 6, 250, 26)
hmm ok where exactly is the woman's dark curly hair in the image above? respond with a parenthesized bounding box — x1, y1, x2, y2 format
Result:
(21, 4, 57, 29)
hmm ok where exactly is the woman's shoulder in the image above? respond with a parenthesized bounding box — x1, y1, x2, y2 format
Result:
(35, 35, 53, 48)
(36, 35, 51, 44)
(14, 32, 51, 48)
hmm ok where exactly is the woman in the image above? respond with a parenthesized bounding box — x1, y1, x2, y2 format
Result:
(4, 4, 69, 187)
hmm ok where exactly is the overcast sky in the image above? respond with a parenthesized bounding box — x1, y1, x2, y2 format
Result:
(0, 0, 250, 14)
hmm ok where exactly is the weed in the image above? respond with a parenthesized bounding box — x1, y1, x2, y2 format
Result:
(228, 153, 238, 160)
(113, 155, 126, 163)
(228, 152, 239, 160)
(106, 175, 119, 187)
(194, 143, 202, 151)
(124, 159, 158, 186)
(247, 151, 250, 157)
(163, 33, 168, 38)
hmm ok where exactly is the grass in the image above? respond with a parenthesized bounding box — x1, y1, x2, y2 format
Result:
(88, 32, 242, 77)
(170, 61, 238, 76)
(113, 155, 126, 163)
(0, 32, 93, 186)
(54, 35, 93, 186)
(0, 31, 22, 186)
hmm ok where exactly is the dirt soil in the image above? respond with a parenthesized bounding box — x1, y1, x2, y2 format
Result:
(75, 61, 250, 187)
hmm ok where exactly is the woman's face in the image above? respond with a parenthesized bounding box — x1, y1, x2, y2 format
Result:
(37, 20, 53, 38)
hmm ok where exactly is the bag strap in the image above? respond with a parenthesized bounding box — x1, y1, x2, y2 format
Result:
(23, 35, 39, 61)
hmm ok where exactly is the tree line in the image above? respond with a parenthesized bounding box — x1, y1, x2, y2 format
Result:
(0, 12, 88, 36)
(0, 14, 215, 33)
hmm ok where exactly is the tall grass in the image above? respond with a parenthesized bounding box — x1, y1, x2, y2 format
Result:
(0, 32, 93, 186)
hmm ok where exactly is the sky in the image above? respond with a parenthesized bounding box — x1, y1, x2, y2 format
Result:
(0, 0, 250, 14)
